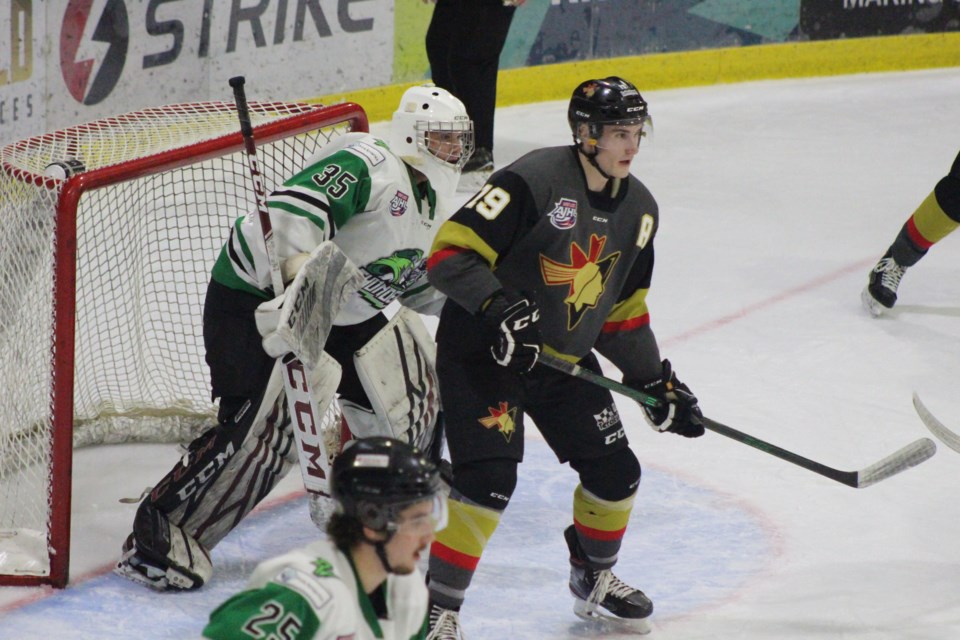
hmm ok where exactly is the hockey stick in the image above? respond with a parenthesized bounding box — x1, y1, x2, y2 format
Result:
(912, 392, 960, 454)
(230, 76, 337, 496)
(538, 353, 936, 488)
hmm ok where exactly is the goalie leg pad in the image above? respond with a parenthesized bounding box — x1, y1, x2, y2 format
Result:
(137, 361, 297, 553)
(351, 307, 441, 451)
(115, 502, 212, 591)
(339, 398, 384, 440)
(283, 351, 343, 496)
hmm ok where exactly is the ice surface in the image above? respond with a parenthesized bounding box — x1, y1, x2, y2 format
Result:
(2, 66, 959, 639)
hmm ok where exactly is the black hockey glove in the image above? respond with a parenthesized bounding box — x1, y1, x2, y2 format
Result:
(630, 359, 704, 438)
(482, 290, 543, 374)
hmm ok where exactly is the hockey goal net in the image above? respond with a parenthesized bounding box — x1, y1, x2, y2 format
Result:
(0, 99, 367, 587)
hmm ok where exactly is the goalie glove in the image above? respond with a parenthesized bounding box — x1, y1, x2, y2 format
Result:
(481, 290, 543, 374)
(631, 359, 704, 438)
(253, 251, 329, 360)
(254, 292, 293, 358)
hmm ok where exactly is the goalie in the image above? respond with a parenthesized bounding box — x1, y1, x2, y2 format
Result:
(115, 85, 473, 592)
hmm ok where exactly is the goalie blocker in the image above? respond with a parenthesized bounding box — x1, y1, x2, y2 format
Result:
(258, 243, 442, 467)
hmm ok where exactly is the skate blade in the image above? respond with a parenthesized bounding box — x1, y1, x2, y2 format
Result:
(860, 287, 887, 317)
(114, 561, 170, 591)
(115, 556, 198, 591)
(573, 601, 652, 635)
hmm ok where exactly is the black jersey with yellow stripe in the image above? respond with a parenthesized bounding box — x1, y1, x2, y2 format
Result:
(428, 145, 659, 365)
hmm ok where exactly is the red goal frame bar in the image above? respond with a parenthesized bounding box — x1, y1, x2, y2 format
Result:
(3, 101, 367, 588)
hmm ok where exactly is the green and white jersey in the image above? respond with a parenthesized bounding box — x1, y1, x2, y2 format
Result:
(211, 132, 447, 325)
(202, 538, 429, 640)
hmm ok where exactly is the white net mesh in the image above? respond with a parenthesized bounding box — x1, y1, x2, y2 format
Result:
(0, 100, 359, 583)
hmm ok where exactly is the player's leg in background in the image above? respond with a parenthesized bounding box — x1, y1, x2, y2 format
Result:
(426, 0, 518, 191)
(863, 148, 960, 315)
(425, 0, 456, 92)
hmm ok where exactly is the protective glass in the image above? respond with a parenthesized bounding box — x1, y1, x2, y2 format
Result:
(389, 493, 449, 536)
(594, 116, 654, 151)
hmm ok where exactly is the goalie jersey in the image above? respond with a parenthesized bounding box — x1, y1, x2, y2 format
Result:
(211, 132, 447, 325)
(202, 538, 429, 640)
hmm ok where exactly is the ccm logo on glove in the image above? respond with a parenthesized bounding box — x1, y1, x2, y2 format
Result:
(482, 291, 543, 374)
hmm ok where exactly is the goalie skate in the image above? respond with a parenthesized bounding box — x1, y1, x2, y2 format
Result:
(565, 525, 652, 634)
(115, 533, 210, 591)
(114, 502, 212, 591)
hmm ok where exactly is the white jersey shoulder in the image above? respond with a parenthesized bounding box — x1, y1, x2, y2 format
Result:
(212, 131, 446, 321)
(316, 133, 446, 325)
(247, 538, 428, 640)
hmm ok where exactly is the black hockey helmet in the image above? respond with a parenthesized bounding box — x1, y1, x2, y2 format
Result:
(568, 76, 649, 144)
(331, 436, 444, 533)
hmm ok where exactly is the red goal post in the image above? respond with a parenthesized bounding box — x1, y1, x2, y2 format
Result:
(0, 99, 368, 588)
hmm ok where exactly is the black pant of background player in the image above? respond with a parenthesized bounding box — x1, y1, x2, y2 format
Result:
(426, 0, 517, 156)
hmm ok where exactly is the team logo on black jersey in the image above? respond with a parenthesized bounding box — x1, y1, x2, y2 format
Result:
(478, 402, 517, 443)
(547, 198, 578, 229)
(540, 234, 620, 330)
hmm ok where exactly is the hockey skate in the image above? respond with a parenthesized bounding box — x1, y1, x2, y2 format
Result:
(565, 525, 653, 634)
(115, 502, 212, 591)
(426, 601, 466, 640)
(115, 533, 208, 591)
(862, 250, 907, 317)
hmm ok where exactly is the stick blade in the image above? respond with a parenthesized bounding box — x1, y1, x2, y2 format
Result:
(912, 392, 960, 454)
(855, 437, 936, 488)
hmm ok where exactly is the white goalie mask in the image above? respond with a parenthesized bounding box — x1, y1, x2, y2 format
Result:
(390, 85, 474, 199)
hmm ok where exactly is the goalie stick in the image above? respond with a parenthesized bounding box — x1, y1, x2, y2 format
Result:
(538, 353, 936, 488)
(230, 76, 346, 496)
(912, 392, 960, 454)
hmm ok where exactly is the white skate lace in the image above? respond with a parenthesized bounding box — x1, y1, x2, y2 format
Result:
(874, 257, 906, 293)
(586, 569, 636, 609)
(427, 606, 466, 640)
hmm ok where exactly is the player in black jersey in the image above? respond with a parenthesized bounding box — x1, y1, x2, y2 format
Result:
(862, 148, 960, 316)
(423, 77, 704, 638)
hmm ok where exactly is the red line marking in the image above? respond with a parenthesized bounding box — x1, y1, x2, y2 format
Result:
(660, 258, 874, 349)
(0, 489, 307, 613)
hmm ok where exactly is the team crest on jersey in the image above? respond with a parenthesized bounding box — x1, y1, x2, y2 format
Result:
(360, 248, 426, 309)
(478, 402, 517, 443)
(390, 191, 409, 217)
(312, 557, 335, 577)
(594, 404, 620, 431)
(548, 197, 578, 229)
(540, 234, 620, 330)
